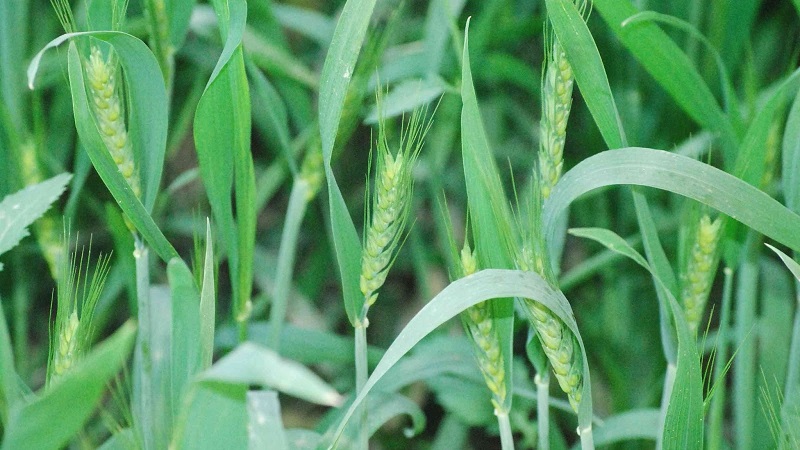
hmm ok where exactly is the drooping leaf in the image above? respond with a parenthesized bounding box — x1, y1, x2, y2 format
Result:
(0, 173, 71, 271)
(544, 148, 800, 256)
(168, 258, 202, 420)
(325, 269, 594, 447)
(200, 342, 342, 407)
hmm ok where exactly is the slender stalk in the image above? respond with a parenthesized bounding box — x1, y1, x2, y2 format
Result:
(354, 319, 369, 450)
(132, 237, 153, 449)
(497, 409, 515, 450)
(535, 372, 550, 450)
(734, 237, 759, 450)
(578, 421, 595, 450)
(708, 267, 735, 450)
(11, 258, 29, 378)
(267, 180, 310, 351)
(656, 363, 678, 450)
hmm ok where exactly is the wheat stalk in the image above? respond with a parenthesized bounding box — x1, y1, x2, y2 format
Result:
(681, 213, 721, 334)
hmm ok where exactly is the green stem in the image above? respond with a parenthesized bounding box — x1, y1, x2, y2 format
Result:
(268, 180, 310, 351)
(132, 237, 153, 449)
(708, 266, 734, 450)
(11, 259, 28, 379)
(734, 237, 760, 450)
(535, 372, 550, 450)
(497, 409, 515, 450)
(143, 0, 173, 97)
(355, 318, 369, 450)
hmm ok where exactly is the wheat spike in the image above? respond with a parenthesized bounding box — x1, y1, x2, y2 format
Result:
(359, 108, 427, 313)
(681, 214, 721, 334)
(460, 243, 508, 411)
(85, 45, 141, 201)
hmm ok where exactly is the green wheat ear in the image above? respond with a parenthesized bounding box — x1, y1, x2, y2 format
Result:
(516, 173, 583, 411)
(48, 231, 112, 384)
(359, 102, 431, 317)
(459, 241, 508, 412)
(681, 213, 722, 334)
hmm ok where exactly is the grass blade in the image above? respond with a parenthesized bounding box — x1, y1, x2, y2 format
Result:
(1, 321, 136, 450)
(168, 258, 202, 421)
(318, 0, 378, 323)
(591, 0, 737, 160)
(199, 220, 215, 369)
(460, 19, 515, 414)
(544, 148, 800, 256)
(194, 0, 254, 325)
(0, 293, 19, 423)
(0, 173, 71, 271)
(247, 391, 289, 450)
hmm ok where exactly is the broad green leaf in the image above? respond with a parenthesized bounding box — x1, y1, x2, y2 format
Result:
(58, 40, 177, 262)
(662, 290, 704, 449)
(783, 89, 800, 214)
(194, 0, 255, 322)
(215, 322, 385, 367)
(200, 342, 342, 407)
(173, 382, 247, 450)
(247, 391, 289, 450)
(0, 293, 19, 423)
(321, 392, 427, 448)
(1, 321, 136, 450)
(0, 173, 71, 271)
(460, 20, 515, 412)
(544, 148, 800, 256)
(326, 269, 594, 447)
(133, 285, 173, 450)
(317, 0, 377, 323)
(546, 0, 626, 149)
(591, 0, 737, 161)
(199, 220, 215, 369)
(590, 408, 661, 445)
(168, 0, 197, 49)
(168, 258, 202, 420)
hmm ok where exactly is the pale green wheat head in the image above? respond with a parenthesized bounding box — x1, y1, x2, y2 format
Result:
(459, 241, 508, 412)
(48, 234, 112, 383)
(681, 213, 721, 334)
(359, 105, 430, 313)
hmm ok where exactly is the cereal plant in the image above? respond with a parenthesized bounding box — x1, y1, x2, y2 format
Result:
(2, 0, 800, 449)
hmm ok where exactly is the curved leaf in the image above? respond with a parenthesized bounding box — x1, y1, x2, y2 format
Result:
(326, 269, 593, 447)
(62, 38, 176, 261)
(544, 148, 800, 254)
(591, 0, 737, 160)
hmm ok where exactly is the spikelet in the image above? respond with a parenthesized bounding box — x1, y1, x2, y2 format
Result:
(359, 107, 428, 314)
(459, 243, 508, 412)
(681, 214, 722, 334)
(143, 0, 173, 83)
(84, 45, 141, 201)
